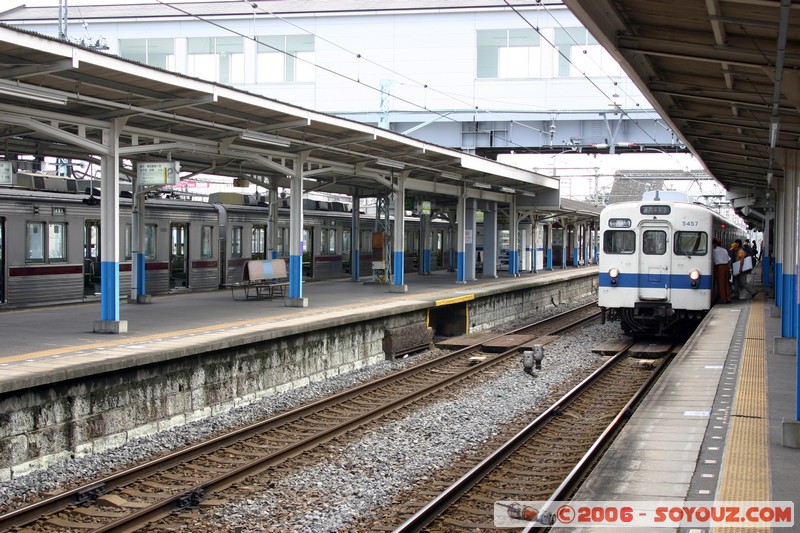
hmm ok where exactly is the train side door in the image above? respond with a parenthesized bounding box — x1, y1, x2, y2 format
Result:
(0, 217, 4, 303)
(84, 219, 100, 294)
(170, 223, 188, 288)
(638, 222, 670, 300)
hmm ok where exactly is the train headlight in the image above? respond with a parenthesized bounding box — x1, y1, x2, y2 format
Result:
(689, 269, 701, 288)
(608, 267, 620, 286)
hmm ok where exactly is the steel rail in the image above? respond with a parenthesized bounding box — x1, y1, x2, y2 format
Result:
(522, 346, 678, 532)
(392, 344, 635, 532)
(0, 302, 598, 532)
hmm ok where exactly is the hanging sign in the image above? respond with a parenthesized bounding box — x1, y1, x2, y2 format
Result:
(421, 201, 431, 215)
(137, 161, 180, 185)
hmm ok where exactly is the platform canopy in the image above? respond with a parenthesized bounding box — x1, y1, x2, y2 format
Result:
(0, 24, 558, 206)
(564, 0, 800, 230)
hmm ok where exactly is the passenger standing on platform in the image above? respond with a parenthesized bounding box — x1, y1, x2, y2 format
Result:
(734, 243, 756, 299)
(729, 241, 741, 299)
(713, 238, 731, 303)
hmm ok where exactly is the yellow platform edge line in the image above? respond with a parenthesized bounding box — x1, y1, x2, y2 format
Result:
(435, 294, 475, 306)
(715, 297, 770, 533)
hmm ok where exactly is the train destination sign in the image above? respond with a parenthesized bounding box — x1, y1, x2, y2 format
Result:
(137, 161, 180, 185)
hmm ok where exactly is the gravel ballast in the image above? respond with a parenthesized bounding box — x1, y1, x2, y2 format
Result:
(0, 298, 616, 532)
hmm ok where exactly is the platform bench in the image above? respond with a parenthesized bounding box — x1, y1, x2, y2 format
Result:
(226, 258, 289, 300)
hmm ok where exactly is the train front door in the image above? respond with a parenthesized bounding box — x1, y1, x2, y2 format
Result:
(170, 223, 188, 288)
(638, 222, 670, 301)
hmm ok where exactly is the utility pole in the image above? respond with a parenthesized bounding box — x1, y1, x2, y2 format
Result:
(58, 0, 68, 40)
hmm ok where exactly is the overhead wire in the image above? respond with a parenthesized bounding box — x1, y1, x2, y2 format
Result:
(154, 0, 670, 156)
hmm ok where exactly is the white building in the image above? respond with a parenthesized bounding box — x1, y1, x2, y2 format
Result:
(1, 0, 676, 156)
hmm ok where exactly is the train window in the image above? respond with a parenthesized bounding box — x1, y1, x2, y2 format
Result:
(144, 224, 157, 260)
(674, 231, 708, 256)
(320, 228, 328, 254)
(252, 225, 266, 257)
(124, 224, 132, 261)
(201, 225, 213, 259)
(26, 223, 44, 262)
(642, 230, 667, 255)
(343, 229, 351, 254)
(603, 230, 635, 254)
(231, 226, 243, 258)
(26, 222, 67, 263)
(276, 228, 286, 256)
(361, 230, 372, 253)
(320, 228, 336, 255)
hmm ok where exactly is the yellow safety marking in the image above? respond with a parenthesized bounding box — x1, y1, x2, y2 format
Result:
(434, 294, 475, 306)
(715, 296, 769, 533)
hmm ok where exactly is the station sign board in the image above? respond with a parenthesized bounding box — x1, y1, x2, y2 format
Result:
(137, 161, 180, 185)
(0, 161, 12, 184)
(421, 200, 431, 215)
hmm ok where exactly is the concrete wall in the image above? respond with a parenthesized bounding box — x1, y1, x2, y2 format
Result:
(0, 273, 595, 480)
(470, 273, 598, 332)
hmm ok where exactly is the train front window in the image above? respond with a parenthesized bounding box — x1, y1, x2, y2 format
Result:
(674, 231, 708, 256)
(642, 230, 667, 255)
(603, 230, 635, 254)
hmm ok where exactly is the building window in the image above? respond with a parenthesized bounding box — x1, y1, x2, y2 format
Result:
(144, 224, 157, 260)
(201, 225, 214, 259)
(26, 222, 67, 263)
(119, 38, 175, 69)
(231, 226, 243, 258)
(256, 35, 315, 83)
(555, 27, 619, 77)
(477, 29, 541, 79)
(188, 36, 244, 84)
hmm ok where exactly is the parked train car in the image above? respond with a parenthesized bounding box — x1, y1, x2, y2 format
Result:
(0, 173, 453, 308)
(598, 191, 745, 337)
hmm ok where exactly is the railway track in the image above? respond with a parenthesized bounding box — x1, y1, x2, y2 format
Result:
(0, 302, 599, 532)
(391, 341, 676, 532)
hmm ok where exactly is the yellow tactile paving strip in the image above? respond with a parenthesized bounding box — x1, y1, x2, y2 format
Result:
(715, 295, 770, 533)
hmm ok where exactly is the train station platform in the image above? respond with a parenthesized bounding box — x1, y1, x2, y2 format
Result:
(566, 286, 799, 530)
(0, 267, 594, 393)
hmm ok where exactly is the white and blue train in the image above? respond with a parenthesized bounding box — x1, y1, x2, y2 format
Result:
(598, 191, 746, 337)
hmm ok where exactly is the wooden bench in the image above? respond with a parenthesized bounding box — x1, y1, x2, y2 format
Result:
(225, 258, 289, 300)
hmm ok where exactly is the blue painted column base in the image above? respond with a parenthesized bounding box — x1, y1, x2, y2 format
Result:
(573, 246, 579, 267)
(777, 263, 783, 307)
(393, 251, 405, 287)
(782, 273, 797, 338)
(508, 250, 519, 276)
(547, 250, 553, 270)
(457, 251, 466, 283)
(136, 253, 146, 297)
(352, 250, 360, 280)
(94, 261, 127, 333)
(762, 256, 771, 288)
(288, 254, 303, 298)
(423, 249, 431, 274)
